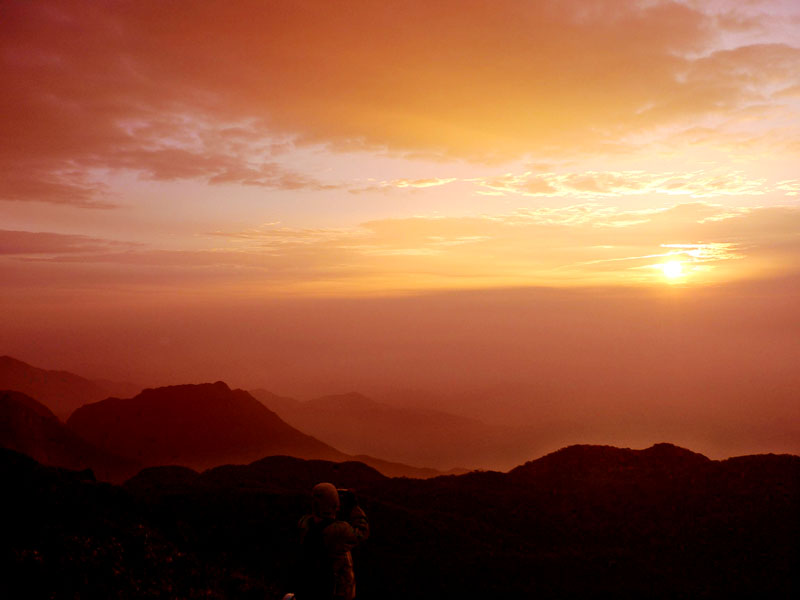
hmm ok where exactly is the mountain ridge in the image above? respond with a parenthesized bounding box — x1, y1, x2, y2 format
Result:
(66, 381, 449, 478)
(67, 381, 346, 470)
(250, 387, 523, 470)
(0, 389, 139, 481)
(0, 355, 142, 419)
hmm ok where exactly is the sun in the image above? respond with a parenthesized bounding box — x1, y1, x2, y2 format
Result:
(661, 261, 684, 279)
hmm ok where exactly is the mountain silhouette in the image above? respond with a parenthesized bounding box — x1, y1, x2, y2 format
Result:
(249, 388, 302, 416)
(509, 442, 711, 481)
(126, 454, 388, 498)
(66, 381, 444, 478)
(0, 390, 139, 481)
(67, 381, 346, 470)
(0, 355, 141, 418)
(251, 389, 519, 470)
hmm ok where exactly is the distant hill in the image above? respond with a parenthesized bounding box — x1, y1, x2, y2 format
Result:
(345, 453, 451, 479)
(67, 381, 346, 470)
(121, 454, 443, 498)
(509, 442, 712, 480)
(125, 454, 388, 497)
(0, 355, 141, 418)
(250, 389, 521, 470)
(90, 377, 143, 400)
(249, 388, 302, 417)
(67, 381, 443, 478)
(0, 390, 139, 482)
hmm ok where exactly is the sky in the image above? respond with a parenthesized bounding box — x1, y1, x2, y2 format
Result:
(1, 1, 799, 459)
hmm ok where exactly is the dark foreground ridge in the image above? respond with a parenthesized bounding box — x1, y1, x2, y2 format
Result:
(3, 443, 798, 599)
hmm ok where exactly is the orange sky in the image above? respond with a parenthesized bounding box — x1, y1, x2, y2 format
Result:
(1, 1, 798, 457)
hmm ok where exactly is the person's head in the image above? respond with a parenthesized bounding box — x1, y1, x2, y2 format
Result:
(312, 482, 340, 518)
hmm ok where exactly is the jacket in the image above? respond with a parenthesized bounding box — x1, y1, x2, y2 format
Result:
(297, 506, 369, 600)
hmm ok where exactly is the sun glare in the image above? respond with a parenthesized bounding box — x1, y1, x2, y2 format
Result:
(662, 261, 684, 279)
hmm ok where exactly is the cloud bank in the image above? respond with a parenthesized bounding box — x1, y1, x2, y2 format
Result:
(2, 0, 799, 205)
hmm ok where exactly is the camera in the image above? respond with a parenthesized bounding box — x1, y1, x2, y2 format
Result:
(337, 488, 358, 520)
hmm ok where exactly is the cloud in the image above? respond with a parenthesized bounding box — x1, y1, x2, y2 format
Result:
(10, 203, 799, 292)
(2, 1, 798, 205)
(477, 170, 771, 198)
(346, 167, 780, 199)
(348, 176, 458, 194)
(0, 163, 115, 208)
(776, 179, 800, 195)
(0, 229, 139, 255)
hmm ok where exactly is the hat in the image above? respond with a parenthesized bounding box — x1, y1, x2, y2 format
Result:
(312, 482, 340, 518)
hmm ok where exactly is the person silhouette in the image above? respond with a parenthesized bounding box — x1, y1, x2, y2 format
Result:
(294, 482, 369, 600)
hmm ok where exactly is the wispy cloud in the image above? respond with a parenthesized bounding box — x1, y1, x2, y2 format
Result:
(776, 179, 800, 196)
(0, 230, 140, 255)
(349, 177, 458, 194)
(9, 203, 799, 293)
(476, 170, 772, 198)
